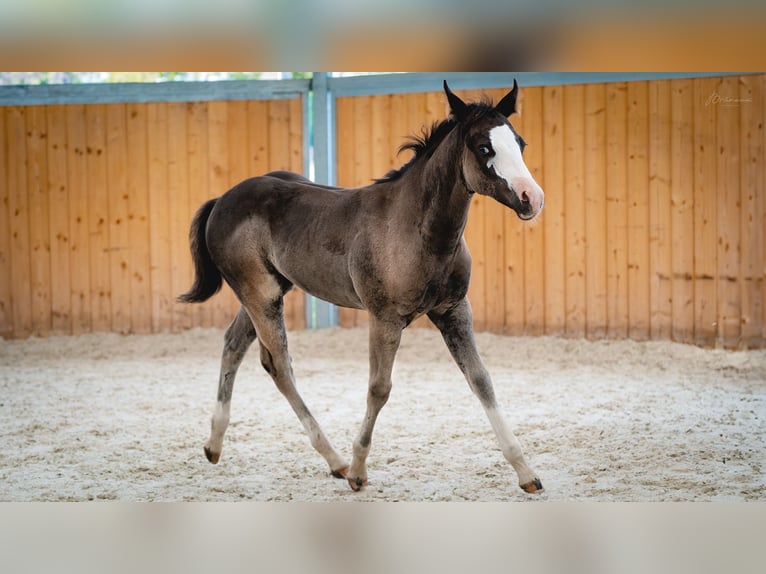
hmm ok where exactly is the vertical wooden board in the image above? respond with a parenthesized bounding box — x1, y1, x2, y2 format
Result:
(268, 99, 291, 172)
(670, 79, 696, 344)
(46, 105, 72, 335)
(147, 102, 172, 333)
(389, 93, 409, 173)
(126, 103, 153, 334)
(626, 81, 651, 340)
(66, 104, 91, 335)
(25, 106, 52, 337)
(403, 93, 427, 169)
(715, 77, 743, 348)
(247, 99, 271, 175)
(563, 84, 586, 338)
(371, 95, 392, 180)
(693, 78, 719, 347)
(542, 85, 566, 335)
(85, 104, 112, 332)
(606, 82, 629, 338)
(105, 104, 131, 334)
(762, 74, 766, 347)
(186, 101, 212, 328)
(0, 110, 11, 337)
(167, 102, 193, 332)
(425, 90, 446, 127)
(288, 97, 304, 175)
(520, 87, 545, 336)
(334, 97, 353, 187)
(648, 80, 673, 341)
(207, 100, 234, 329)
(7, 107, 32, 337)
(484, 193, 507, 333)
(483, 87, 505, 106)
(584, 83, 608, 339)
(352, 96, 373, 189)
(405, 92, 428, 153)
(738, 74, 764, 347)
(227, 101, 250, 186)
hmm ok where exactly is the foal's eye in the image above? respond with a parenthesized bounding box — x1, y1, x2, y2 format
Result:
(478, 144, 491, 156)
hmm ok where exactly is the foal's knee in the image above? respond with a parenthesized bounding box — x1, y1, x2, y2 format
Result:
(369, 379, 392, 406)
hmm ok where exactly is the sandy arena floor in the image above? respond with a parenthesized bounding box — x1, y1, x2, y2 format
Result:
(0, 327, 763, 501)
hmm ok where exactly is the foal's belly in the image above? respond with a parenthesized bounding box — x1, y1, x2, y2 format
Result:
(278, 259, 366, 311)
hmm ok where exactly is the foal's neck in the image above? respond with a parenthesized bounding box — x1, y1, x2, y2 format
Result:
(409, 128, 473, 256)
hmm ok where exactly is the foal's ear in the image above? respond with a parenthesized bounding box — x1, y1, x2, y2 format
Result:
(444, 80, 468, 121)
(495, 79, 519, 117)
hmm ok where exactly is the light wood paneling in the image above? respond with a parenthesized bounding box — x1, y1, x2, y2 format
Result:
(1, 97, 305, 338)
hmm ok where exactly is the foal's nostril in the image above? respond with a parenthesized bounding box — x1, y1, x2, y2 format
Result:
(521, 191, 530, 204)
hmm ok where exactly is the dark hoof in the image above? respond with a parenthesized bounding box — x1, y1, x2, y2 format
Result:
(331, 466, 349, 479)
(520, 478, 543, 493)
(204, 446, 220, 465)
(348, 477, 368, 491)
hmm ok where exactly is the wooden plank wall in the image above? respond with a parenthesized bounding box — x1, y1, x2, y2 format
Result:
(0, 98, 305, 339)
(335, 74, 766, 349)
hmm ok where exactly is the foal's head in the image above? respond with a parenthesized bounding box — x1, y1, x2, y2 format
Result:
(444, 80, 545, 221)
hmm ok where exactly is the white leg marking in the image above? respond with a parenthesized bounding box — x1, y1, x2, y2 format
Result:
(486, 407, 537, 487)
(207, 400, 230, 455)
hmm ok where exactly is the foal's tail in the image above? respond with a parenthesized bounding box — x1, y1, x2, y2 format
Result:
(177, 198, 223, 304)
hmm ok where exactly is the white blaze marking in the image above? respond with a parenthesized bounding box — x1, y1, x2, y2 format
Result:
(487, 124, 536, 189)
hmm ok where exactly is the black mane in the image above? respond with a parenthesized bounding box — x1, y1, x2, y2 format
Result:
(375, 100, 498, 184)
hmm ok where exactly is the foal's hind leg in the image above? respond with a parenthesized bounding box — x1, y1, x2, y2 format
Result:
(243, 292, 349, 479)
(429, 298, 543, 493)
(205, 306, 257, 464)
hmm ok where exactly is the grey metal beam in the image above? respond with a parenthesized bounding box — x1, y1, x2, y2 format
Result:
(327, 72, 748, 97)
(1, 72, 745, 106)
(311, 72, 333, 185)
(0, 78, 311, 106)
(305, 72, 338, 329)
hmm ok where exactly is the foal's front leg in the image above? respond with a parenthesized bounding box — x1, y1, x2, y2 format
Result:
(347, 316, 404, 490)
(429, 298, 543, 493)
